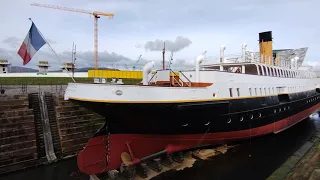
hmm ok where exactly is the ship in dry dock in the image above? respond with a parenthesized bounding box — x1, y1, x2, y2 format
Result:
(64, 31, 320, 176)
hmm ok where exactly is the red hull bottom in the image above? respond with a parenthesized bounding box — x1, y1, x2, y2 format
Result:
(77, 104, 319, 175)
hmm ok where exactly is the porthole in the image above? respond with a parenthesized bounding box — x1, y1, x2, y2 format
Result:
(250, 114, 253, 119)
(227, 118, 232, 124)
(204, 121, 210, 126)
(274, 109, 277, 114)
(240, 116, 244, 122)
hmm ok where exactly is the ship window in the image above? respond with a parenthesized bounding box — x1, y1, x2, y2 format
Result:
(285, 70, 288, 78)
(267, 67, 271, 76)
(264, 88, 267, 95)
(255, 88, 257, 96)
(249, 88, 252, 96)
(260, 88, 262, 95)
(265, 67, 268, 76)
(236, 88, 240, 97)
(258, 65, 263, 75)
(229, 88, 233, 97)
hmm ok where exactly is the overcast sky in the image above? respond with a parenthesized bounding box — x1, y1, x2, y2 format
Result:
(0, 0, 319, 70)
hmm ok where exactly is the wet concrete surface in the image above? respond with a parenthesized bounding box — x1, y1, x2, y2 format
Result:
(1, 113, 320, 180)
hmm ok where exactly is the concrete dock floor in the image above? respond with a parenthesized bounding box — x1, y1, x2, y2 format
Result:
(286, 137, 320, 180)
(268, 123, 320, 180)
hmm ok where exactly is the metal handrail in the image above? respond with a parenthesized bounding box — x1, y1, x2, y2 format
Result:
(148, 71, 157, 84)
(169, 70, 191, 87)
(173, 76, 182, 87)
(178, 71, 192, 87)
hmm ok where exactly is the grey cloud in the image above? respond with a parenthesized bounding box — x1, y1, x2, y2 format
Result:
(0, 46, 194, 71)
(0, 46, 150, 70)
(3, 37, 21, 48)
(170, 59, 194, 70)
(2, 36, 56, 49)
(134, 43, 142, 48)
(46, 39, 57, 45)
(144, 36, 192, 53)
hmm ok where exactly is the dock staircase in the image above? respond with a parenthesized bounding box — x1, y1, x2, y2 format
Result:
(28, 93, 62, 164)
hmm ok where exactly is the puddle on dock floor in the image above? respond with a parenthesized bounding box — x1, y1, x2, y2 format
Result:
(1, 113, 320, 180)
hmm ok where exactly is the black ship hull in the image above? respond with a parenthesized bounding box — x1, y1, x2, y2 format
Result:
(74, 89, 320, 173)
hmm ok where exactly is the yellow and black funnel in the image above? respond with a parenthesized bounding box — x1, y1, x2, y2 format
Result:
(259, 31, 273, 65)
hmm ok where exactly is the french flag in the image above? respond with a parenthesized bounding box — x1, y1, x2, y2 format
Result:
(18, 22, 46, 65)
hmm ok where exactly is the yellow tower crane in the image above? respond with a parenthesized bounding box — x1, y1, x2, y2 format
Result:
(31, 3, 114, 70)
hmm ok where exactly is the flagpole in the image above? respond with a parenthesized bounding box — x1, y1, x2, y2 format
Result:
(28, 18, 76, 83)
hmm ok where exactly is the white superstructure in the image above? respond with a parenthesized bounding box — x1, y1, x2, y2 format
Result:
(64, 47, 319, 103)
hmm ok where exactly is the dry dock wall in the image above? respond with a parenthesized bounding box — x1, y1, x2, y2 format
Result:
(0, 95, 38, 174)
(0, 93, 104, 174)
(55, 97, 104, 156)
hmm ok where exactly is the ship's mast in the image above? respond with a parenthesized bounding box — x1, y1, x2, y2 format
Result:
(71, 42, 76, 78)
(162, 42, 165, 70)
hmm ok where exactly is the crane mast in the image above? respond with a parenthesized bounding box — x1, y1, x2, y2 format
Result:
(30, 3, 114, 70)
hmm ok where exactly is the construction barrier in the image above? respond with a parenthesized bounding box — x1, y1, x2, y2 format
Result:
(88, 70, 180, 79)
